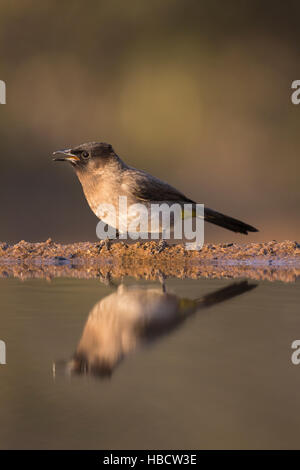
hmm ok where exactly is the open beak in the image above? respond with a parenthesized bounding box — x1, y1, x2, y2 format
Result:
(52, 149, 80, 164)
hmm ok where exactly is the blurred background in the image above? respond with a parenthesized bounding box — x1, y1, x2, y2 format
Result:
(0, 0, 299, 244)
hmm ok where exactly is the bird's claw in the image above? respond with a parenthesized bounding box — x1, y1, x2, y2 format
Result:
(97, 239, 111, 253)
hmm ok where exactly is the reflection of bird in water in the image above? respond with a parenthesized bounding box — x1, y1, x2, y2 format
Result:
(66, 281, 257, 378)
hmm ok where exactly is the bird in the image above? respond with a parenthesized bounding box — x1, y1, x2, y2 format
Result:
(53, 141, 258, 237)
(62, 280, 257, 377)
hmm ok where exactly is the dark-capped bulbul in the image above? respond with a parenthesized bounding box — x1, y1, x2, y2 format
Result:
(53, 142, 258, 236)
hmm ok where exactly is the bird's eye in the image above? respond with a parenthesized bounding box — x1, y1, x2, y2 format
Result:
(81, 151, 89, 159)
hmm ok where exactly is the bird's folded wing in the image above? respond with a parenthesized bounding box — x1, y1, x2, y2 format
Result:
(126, 168, 195, 204)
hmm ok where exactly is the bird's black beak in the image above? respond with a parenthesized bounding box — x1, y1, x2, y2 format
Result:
(52, 149, 80, 164)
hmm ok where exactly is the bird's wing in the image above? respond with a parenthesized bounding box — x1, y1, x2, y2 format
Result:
(124, 168, 195, 204)
(123, 168, 258, 234)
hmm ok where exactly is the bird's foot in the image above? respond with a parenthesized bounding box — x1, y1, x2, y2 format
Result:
(157, 239, 167, 253)
(97, 238, 111, 253)
(97, 270, 116, 287)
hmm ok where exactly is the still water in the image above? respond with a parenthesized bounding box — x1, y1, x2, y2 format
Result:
(0, 276, 299, 449)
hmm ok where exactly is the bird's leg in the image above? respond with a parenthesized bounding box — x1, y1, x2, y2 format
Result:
(97, 270, 117, 287)
(157, 270, 166, 293)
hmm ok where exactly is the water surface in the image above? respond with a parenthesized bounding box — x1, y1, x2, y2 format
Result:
(0, 276, 299, 449)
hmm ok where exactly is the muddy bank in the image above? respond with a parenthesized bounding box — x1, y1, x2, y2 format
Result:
(0, 239, 299, 282)
(0, 239, 299, 262)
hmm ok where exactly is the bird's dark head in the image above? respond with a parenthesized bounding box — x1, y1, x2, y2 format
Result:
(53, 142, 118, 171)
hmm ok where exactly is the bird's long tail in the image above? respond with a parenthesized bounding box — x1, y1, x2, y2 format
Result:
(204, 207, 258, 235)
(178, 281, 257, 316)
(195, 281, 257, 308)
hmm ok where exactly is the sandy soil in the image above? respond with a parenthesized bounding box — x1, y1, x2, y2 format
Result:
(0, 239, 299, 282)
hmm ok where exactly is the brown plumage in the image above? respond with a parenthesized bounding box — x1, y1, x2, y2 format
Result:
(53, 141, 258, 235)
(67, 281, 257, 377)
